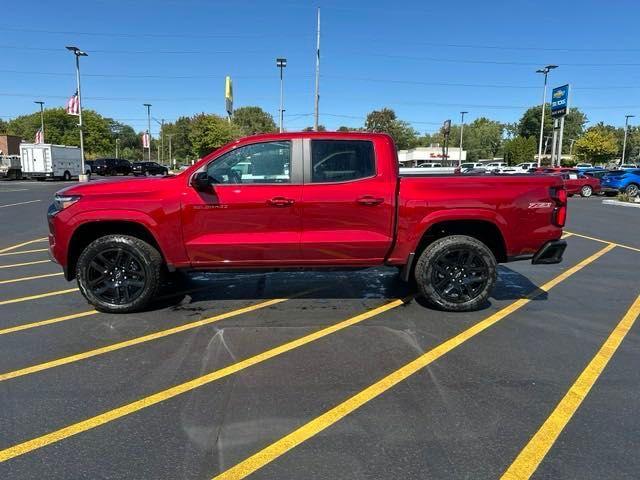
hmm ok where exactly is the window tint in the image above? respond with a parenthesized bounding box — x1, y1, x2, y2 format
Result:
(206, 141, 291, 184)
(310, 140, 374, 183)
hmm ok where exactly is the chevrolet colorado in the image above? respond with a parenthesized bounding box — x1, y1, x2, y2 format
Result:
(48, 132, 567, 313)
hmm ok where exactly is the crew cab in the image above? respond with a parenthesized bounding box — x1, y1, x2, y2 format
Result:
(48, 132, 567, 314)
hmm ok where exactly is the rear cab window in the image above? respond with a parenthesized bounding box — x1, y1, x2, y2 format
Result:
(309, 140, 375, 183)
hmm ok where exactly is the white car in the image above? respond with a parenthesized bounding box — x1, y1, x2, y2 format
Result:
(485, 161, 507, 169)
(575, 163, 593, 169)
(514, 162, 537, 172)
(416, 162, 443, 168)
(620, 163, 638, 169)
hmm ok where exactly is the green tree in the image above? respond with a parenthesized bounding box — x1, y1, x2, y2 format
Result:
(232, 106, 277, 135)
(0, 118, 7, 134)
(188, 113, 243, 158)
(503, 136, 537, 165)
(518, 106, 587, 149)
(302, 125, 326, 132)
(161, 116, 194, 164)
(574, 129, 618, 163)
(364, 108, 419, 149)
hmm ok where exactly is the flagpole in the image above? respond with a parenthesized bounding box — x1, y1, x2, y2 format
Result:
(66, 46, 88, 182)
(34, 101, 45, 143)
(314, 7, 321, 131)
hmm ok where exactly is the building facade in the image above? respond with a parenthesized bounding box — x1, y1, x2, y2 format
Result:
(397, 145, 467, 167)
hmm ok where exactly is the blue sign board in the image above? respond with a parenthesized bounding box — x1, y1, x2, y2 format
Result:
(551, 84, 570, 118)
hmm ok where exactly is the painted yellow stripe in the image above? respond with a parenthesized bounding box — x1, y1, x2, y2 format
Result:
(565, 230, 640, 254)
(561, 232, 572, 239)
(0, 310, 98, 336)
(212, 244, 615, 480)
(0, 288, 78, 306)
(500, 292, 640, 480)
(0, 248, 49, 257)
(0, 298, 405, 462)
(0, 259, 51, 269)
(0, 298, 287, 382)
(0, 237, 48, 254)
(0, 272, 63, 285)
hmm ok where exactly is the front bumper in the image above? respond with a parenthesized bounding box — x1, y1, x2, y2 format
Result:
(532, 240, 567, 265)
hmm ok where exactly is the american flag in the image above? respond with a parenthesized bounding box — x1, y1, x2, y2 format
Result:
(66, 91, 80, 116)
(34, 128, 44, 144)
(142, 132, 150, 149)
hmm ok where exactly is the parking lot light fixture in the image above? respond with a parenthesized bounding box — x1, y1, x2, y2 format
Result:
(536, 65, 558, 167)
(621, 114, 635, 166)
(66, 46, 88, 182)
(143, 104, 152, 161)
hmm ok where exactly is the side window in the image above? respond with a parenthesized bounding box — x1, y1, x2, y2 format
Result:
(206, 141, 291, 184)
(310, 140, 375, 183)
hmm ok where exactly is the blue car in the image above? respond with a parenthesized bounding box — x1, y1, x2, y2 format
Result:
(601, 169, 640, 197)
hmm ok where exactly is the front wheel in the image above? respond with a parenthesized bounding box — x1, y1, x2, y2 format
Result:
(625, 183, 639, 197)
(76, 235, 162, 313)
(580, 185, 593, 197)
(414, 235, 497, 312)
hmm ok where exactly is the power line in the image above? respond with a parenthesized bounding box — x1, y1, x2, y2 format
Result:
(0, 45, 267, 55)
(0, 69, 312, 80)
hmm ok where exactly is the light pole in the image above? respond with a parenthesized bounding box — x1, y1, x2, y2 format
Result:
(167, 134, 174, 168)
(621, 114, 635, 166)
(143, 103, 152, 161)
(66, 46, 88, 181)
(276, 58, 287, 133)
(34, 101, 45, 143)
(115, 137, 119, 158)
(569, 138, 576, 159)
(535, 65, 558, 167)
(458, 111, 468, 166)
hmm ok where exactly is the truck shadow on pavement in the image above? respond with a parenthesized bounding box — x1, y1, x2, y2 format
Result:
(149, 265, 546, 313)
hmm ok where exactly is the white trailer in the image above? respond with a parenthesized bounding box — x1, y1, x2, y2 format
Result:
(20, 143, 89, 180)
(0, 155, 22, 179)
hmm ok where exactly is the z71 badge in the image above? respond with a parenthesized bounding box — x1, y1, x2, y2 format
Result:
(528, 202, 553, 209)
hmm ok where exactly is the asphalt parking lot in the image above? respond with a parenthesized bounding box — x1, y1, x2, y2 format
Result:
(0, 180, 639, 480)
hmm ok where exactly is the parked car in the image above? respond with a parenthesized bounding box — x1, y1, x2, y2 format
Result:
(575, 163, 593, 170)
(48, 132, 567, 314)
(556, 171, 601, 197)
(484, 161, 507, 169)
(601, 169, 640, 197)
(132, 162, 169, 176)
(93, 158, 132, 176)
(619, 163, 638, 169)
(582, 169, 616, 182)
(513, 162, 537, 172)
(416, 162, 443, 168)
(84, 160, 96, 174)
(459, 162, 486, 172)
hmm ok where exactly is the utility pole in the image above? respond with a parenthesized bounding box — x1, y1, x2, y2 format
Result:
(143, 103, 152, 161)
(458, 111, 468, 166)
(34, 101, 45, 143)
(314, 7, 321, 131)
(66, 46, 88, 181)
(167, 134, 174, 168)
(621, 114, 635, 166)
(276, 58, 287, 133)
(535, 65, 558, 167)
(115, 137, 119, 158)
(569, 138, 576, 159)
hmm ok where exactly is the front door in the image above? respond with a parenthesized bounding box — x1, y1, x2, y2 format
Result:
(181, 139, 304, 267)
(300, 138, 396, 265)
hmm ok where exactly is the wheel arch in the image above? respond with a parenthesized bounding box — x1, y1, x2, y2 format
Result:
(66, 220, 164, 280)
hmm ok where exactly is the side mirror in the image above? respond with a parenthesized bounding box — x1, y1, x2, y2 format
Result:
(191, 172, 211, 192)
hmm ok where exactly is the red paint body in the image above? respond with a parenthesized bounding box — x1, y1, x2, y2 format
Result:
(49, 132, 565, 277)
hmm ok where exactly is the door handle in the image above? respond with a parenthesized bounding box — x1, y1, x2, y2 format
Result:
(268, 196, 295, 207)
(357, 196, 384, 206)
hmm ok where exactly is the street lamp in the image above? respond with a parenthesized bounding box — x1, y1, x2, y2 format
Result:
(143, 103, 152, 161)
(276, 58, 287, 133)
(458, 111, 468, 167)
(34, 101, 45, 143)
(66, 46, 88, 181)
(535, 64, 558, 167)
(621, 114, 635, 166)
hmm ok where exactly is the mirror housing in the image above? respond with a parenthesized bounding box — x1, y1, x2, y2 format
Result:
(191, 172, 211, 192)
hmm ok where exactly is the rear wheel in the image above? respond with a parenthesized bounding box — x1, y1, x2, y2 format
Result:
(76, 235, 162, 313)
(414, 235, 497, 312)
(625, 183, 639, 197)
(580, 185, 593, 197)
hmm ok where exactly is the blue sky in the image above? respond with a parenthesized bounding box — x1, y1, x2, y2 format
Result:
(3, 0, 640, 136)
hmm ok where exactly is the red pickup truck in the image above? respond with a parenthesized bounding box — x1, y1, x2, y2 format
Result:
(48, 132, 567, 313)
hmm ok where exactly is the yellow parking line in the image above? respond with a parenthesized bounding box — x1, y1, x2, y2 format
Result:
(0, 298, 288, 382)
(0, 299, 405, 462)
(0, 310, 98, 336)
(0, 248, 49, 257)
(501, 293, 640, 480)
(565, 230, 640, 254)
(0, 272, 63, 285)
(212, 244, 615, 480)
(0, 237, 48, 254)
(561, 232, 572, 239)
(0, 260, 51, 269)
(0, 288, 78, 306)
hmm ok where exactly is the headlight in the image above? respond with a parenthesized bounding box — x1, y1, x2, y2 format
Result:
(52, 195, 81, 213)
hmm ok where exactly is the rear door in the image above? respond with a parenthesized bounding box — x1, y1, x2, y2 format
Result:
(300, 138, 396, 264)
(181, 139, 304, 266)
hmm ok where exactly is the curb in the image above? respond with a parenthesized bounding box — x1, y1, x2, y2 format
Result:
(602, 199, 640, 209)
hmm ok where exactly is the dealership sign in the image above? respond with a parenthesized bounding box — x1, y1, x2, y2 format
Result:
(551, 84, 569, 118)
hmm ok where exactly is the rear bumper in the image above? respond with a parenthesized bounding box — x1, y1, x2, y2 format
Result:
(532, 240, 567, 265)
